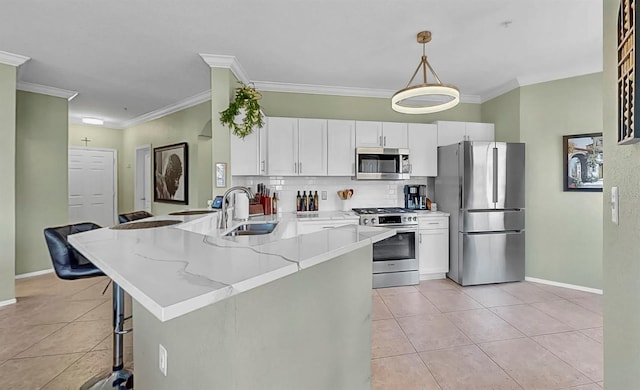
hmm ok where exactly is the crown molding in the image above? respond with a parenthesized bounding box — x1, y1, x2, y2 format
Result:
(480, 79, 521, 103)
(516, 65, 602, 88)
(0, 50, 30, 67)
(254, 80, 482, 104)
(17, 81, 78, 100)
(199, 54, 250, 84)
(120, 89, 211, 129)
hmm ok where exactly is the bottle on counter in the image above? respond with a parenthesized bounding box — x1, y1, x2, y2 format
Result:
(313, 191, 319, 211)
(302, 191, 308, 211)
(272, 192, 278, 214)
(296, 191, 302, 211)
(308, 191, 315, 212)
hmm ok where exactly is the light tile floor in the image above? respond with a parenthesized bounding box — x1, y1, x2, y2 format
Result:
(372, 279, 604, 390)
(0, 274, 603, 389)
(0, 273, 132, 390)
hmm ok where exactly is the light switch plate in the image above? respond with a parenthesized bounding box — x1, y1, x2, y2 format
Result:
(159, 344, 168, 376)
(321, 191, 327, 200)
(611, 186, 619, 225)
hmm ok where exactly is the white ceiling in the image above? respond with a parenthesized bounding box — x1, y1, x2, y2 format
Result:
(0, 0, 602, 128)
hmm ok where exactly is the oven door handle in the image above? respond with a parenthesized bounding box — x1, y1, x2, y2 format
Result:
(392, 227, 418, 234)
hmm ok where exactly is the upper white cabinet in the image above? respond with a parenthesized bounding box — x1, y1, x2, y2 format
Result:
(231, 125, 266, 176)
(407, 123, 438, 177)
(355, 121, 408, 148)
(435, 121, 495, 146)
(298, 118, 327, 176)
(266, 117, 327, 176)
(355, 121, 382, 147)
(382, 122, 408, 148)
(327, 120, 356, 176)
(266, 117, 298, 176)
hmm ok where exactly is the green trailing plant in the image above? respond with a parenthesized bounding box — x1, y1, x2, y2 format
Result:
(219, 83, 264, 139)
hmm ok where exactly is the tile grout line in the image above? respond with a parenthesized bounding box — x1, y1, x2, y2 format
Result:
(38, 350, 89, 389)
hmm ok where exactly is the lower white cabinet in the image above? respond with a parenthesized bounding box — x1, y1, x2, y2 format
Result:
(297, 219, 358, 236)
(418, 216, 449, 276)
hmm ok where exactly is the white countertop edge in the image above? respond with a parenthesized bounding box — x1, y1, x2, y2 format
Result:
(229, 262, 300, 294)
(160, 285, 235, 322)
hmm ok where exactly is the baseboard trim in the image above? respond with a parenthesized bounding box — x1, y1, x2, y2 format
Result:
(15, 268, 54, 280)
(0, 298, 17, 307)
(420, 273, 446, 281)
(525, 276, 603, 295)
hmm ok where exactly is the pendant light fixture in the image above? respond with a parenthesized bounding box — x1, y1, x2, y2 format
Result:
(391, 31, 460, 114)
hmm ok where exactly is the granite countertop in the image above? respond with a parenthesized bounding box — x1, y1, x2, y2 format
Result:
(68, 211, 392, 322)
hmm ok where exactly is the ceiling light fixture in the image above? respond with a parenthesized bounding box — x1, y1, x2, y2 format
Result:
(82, 117, 104, 125)
(391, 31, 460, 114)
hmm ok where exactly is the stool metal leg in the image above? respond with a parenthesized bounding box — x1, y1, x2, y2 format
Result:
(80, 282, 133, 390)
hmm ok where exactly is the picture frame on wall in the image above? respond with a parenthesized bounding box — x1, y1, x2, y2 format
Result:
(562, 133, 603, 192)
(154, 142, 188, 204)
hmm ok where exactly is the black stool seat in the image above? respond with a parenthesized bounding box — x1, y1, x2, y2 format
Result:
(44, 222, 105, 280)
(118, 211, 153, 224)
(44, 222, 133, 389)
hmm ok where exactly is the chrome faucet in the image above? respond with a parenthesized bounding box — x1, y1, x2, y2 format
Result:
(218, 186, 254, 230)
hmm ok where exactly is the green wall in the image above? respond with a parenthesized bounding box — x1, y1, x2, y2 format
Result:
(210, 68, 236, 197)
(0, 64, 16, 301)
(481, 88, 521, 142)
(603, 0, 640, 387)
(69, 124, 125, 213)
(518, 73, 603, 289)
(15, 91, 69, 275)
(122, 101, 212, 215)
(261, 91, 482, 122)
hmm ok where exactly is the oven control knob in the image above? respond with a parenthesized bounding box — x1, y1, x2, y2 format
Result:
(371, 218, 377, 224)
(413, 216, 417, 221)
(363, 218, 369, 225)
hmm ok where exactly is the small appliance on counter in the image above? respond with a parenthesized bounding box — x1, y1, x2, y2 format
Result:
(404, 184, 428, 210)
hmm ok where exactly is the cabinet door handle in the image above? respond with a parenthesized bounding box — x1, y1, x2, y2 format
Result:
(379, 135, 383, 146)
(294, 162, 297, 173)
(299, 162, 302, 173)
(384, 136, 387, 146)
(261, 160, 265, 172)
(419, 233, 422, 244)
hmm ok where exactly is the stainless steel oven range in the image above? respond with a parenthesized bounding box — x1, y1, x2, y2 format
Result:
(352, 208, 419, 288)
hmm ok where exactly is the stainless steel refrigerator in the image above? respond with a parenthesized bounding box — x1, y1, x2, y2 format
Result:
(435, 141, 525, 286)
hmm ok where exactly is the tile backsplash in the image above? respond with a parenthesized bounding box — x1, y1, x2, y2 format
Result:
(232, 176, 434, 212)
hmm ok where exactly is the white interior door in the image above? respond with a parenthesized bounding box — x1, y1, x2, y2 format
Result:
(69, 147, 117, 227)
(135, 145, 152, 212)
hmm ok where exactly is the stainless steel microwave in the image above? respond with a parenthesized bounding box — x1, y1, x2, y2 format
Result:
(355, 147, 411, 180)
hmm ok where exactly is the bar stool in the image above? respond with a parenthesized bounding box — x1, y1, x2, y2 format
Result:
(44, 223, 133, 390)
(118, 211, 153, 224)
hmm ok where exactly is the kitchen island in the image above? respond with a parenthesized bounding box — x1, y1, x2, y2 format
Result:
(69, 211, 393, 390)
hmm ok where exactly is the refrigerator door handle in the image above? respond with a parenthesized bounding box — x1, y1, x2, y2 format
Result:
(492, 147, 498, 204)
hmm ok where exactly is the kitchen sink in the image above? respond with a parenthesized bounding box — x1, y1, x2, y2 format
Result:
(224, 222, 278, 237)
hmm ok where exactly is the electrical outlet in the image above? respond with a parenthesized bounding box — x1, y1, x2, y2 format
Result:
(321, 191, 327, 200)
(159, 344, 168, 376)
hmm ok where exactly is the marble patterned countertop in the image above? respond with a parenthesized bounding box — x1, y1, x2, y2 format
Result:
(68, 211, 393, 322)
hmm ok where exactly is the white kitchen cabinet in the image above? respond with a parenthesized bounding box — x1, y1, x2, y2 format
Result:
(466, 122, 495, 142)
(407, 123, 438, 176)
(266, 117, 298, 176)
(327, 120, 356, 176)
(355, 121, 383, 147)
(435, 121, 495, 146)
(298, 119, 327, 176)
(382, 122, 408, 148)
(266, 117, 327, 176)
(231, 125, 266, 176)
(297, 219, 359, 236)
(418, 216, 449, 277)
(355, 121, 408, 148)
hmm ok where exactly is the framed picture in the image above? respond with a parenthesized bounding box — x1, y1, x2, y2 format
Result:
(562, 133, 603, 192)
(215, 162, 226, 188)
(154, 142, 188, 204)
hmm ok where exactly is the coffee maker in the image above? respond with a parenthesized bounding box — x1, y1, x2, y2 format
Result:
(404, 184, 428, 210)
